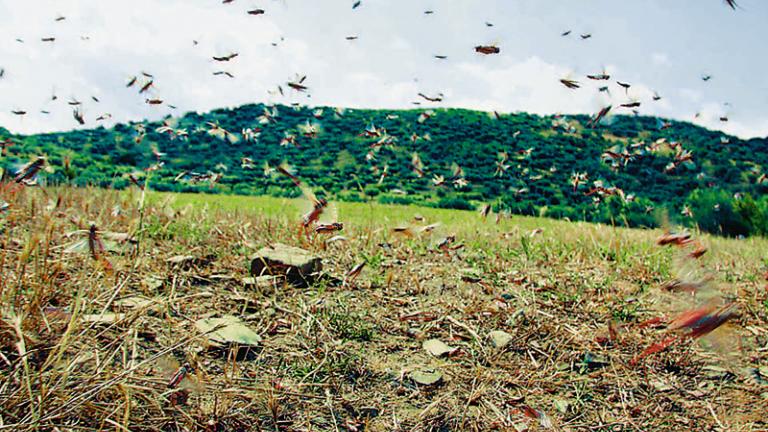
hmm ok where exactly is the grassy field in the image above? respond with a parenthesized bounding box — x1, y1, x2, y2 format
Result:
(1, 186, 767, 431)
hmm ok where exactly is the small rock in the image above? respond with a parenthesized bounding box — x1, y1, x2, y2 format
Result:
(579, 352, 609, 371)
(195, 315, 262, 347)
(250, 243, 321, 287)
(143, 275, 164, 291)
(166, 255, 196, 265)
(553, 398, 570, 414)
(488, 330, 514, 349)
(423, 339, 456, 357)
(410, 369, 443, 386)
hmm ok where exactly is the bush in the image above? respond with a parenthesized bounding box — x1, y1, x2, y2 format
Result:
(433, 196, 474, 210)
(377, 195, 415, 206)
(734, 194, 768, 236)
(336, 189, 366, 202)
(684, 189, 752, 237)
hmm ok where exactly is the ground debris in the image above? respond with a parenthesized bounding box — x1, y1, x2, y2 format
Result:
(194, 315, 262, 347)
(1, 188, 766, 431)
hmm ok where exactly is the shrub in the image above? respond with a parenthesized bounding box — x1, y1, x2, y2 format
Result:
(685, 189, 751, 237)
(434, 196, 474, 210)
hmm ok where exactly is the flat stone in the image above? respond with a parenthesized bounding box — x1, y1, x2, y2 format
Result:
(410, 369, 443, 386)
(488, 330, 514, 349)
(423, 339, 456, 357)
(166, 255, 196, 265)
(195, 315, 262, 347)
(250, 243, 322, 287)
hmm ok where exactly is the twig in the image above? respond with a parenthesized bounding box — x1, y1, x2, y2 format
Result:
(445, 315, 488, 357)
(15, 326, 222, 427)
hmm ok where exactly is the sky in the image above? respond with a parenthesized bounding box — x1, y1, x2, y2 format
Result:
(1, 0, 767, 138)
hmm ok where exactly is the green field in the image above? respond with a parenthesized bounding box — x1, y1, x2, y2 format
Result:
(161, 191, 768, 265)
(1, 186, 767, 431)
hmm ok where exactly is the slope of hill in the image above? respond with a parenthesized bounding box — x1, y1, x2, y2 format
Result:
(2, 104, 767, 232)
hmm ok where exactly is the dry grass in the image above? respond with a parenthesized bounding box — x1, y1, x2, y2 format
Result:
(1, 185, 767, 431)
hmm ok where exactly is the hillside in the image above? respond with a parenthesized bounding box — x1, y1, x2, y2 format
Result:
(2, 104, 767, 231)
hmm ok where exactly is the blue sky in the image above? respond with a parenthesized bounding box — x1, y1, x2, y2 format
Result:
(0, 0, 766, 137)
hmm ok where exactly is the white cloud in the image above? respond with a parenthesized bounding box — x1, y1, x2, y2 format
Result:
(651, 52, 670, 66)
(679, 88, 703, 104)
(0, 0, 766, 140)
(691, 101, 768, 138)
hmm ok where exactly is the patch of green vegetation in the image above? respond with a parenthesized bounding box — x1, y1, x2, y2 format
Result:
(612, 302, 640, 322)
(322, 301, 376, 342)
(4, 105, 768, 235)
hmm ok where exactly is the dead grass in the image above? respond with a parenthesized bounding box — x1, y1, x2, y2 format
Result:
(1, 185, 767, 431)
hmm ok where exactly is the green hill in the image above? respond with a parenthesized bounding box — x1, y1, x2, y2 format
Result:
(2, 104, 767, 234)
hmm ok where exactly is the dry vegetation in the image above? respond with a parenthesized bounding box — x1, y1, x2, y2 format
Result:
(1, 186, 767, 431)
